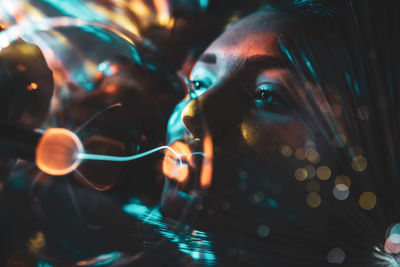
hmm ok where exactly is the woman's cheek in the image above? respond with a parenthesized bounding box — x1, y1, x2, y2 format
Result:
(240, 113, 309, 156)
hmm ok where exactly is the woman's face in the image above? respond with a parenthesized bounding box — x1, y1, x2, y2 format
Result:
(162, 11, 331, 229)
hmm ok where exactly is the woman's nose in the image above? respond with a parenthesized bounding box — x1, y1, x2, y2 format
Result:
(181, 77, 253, 140)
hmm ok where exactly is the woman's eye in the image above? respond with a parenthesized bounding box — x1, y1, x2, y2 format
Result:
(254, 83, 287, 106)
(191, 80, 208, 91)
(189, 80, 210, 99)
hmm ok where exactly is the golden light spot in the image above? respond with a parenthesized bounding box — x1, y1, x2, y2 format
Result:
(332, 104, 343, 117)
(28, 232, 45, 256)
(317, 166, 331, 180)
(304, 165, 316, 179)
(351, 156, 367, 172)
(309, 153, 321, 164)
(332, 134, 347, 148)
(280, 145, 293, 157)
(295, 148, 306, 160)
(335, 175, 351, 187)
(348, 146, 363, 157)
(294, 168, 308, 181)
(153, 0, 175, 29)
(306, 192, 321, 208)
(306, 180, 320, 192)
(359, 192, 377, 210)
(130, 0, 151, 17)
(306, 150, 319, 162)
(357, 106, 370, 120)
(27, 82, 38, 91)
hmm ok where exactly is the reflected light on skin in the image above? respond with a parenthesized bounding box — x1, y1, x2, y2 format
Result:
(153, 0, 174, 29)
(162, 141, 190, 183)
(200, 134, 213, 188)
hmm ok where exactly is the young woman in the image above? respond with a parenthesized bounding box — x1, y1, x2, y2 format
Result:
(161, 1, 400, 266)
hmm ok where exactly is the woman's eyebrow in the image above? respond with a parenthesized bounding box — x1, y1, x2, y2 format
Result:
(198, 53, 217, 64)
(244, 55, 284, 69)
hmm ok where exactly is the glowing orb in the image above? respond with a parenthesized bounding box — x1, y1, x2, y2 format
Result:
(35, 128, 83, 176)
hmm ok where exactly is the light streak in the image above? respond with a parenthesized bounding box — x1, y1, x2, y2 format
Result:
(0, 16, 143, 50)
(200, 134, 213, 188)
(78, 145, 182, 166)
(75, 102, 122, 133)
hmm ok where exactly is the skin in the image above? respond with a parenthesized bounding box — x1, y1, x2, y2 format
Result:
(161, 10, 342, 236)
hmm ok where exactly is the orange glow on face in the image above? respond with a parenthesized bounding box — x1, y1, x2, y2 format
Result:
(200, 134, 213, 188)
(36, 128, 83, 176)
(27, 82, 38, 90)
(153, 0, 174, 29)
(162, 141, 190, 183)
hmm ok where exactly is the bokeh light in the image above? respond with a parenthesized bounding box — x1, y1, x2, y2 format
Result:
(306, 192, 321, 208)
(316, 166, 331, 180)
(359, 192, 377, 210)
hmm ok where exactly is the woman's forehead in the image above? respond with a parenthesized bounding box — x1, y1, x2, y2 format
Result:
(203, 11, 288, 59)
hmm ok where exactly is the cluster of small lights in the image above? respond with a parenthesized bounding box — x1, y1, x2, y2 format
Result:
(285, 141, 330, 208)
(282, 142, 320, 164)
(384, 223, 400, 253)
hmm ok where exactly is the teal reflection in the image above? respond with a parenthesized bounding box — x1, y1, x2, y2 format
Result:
(123, 199, 217, 265)
(42, 0, 102, 22)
